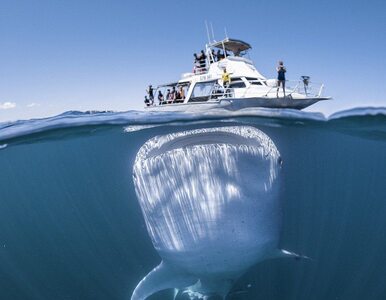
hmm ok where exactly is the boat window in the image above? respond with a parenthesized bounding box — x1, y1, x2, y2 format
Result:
(229, 78, 246, 88)
(188, 80, 216, 102)
(246, 77, 263, 85)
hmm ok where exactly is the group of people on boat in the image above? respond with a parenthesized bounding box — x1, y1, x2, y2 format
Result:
(193, 49, 228, 74)
(157, 86, 186, 105)
(145, 85, 186, 106)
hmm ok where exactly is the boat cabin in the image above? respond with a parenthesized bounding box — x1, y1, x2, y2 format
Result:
(151, 38, 270, 105)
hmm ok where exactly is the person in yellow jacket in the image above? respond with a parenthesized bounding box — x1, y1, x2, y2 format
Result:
(222, 68, 231, 88)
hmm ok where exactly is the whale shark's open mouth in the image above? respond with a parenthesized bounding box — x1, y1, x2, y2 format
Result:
(134, 126, 280, 163)
(133, 126, 281, 252)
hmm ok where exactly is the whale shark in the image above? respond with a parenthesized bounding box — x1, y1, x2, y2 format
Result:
(132, 126, 300, 300)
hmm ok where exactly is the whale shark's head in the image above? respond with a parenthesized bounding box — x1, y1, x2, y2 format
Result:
(132, 126, 283, 299)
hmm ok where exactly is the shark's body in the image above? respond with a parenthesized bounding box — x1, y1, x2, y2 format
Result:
(132, 126, 295, 299)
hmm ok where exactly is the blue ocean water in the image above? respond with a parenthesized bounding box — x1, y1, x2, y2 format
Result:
(0, 107, 386, 300)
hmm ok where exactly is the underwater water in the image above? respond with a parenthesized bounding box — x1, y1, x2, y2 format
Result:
(0, 107, 386, 300)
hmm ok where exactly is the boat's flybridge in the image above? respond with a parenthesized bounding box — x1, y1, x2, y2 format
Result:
(147, 37, 331, 111)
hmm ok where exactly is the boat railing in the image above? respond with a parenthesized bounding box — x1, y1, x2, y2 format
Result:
(157, 98, 185, 105)
(193, 66, 208, 75)
(260, 79, 325, 98)
(209, 84, 235, 100)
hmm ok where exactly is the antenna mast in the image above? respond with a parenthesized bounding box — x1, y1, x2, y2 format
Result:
(210, 22, 215, 41)
(205, 21, 211, 44)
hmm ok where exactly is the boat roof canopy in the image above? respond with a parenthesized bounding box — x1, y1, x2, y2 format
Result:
(157, 82, 178, 88)
(210, 38, 252, 55)
(157, 81, 190, 88)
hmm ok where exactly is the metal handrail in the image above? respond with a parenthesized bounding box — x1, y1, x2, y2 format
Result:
(193, 66, 208, 75)
(209, 84, 235, 100)
(156, 97, 186, 105)
(261, 80, 325, 98)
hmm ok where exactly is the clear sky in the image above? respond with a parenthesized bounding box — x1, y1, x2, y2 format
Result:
(1, 0, 385, 122)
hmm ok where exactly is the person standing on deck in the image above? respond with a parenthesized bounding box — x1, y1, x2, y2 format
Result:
(157, 91, 164, 105)
(222, 68, 231, 87)
(165, 89, 171, 104)
(209, 49, 217, 63)
(276, 61, 286, 98)
(217, 49, 224, 60)
(199, 50, 207, 72)
(170, 86, 177, 103)
(177, 86, 185, 102)
(146, 85, 154, 102)
(193, 53, 200, 73)
(222, 68, 231, 98)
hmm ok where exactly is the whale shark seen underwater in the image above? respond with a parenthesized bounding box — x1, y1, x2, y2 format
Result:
(132, 126, 302, 300)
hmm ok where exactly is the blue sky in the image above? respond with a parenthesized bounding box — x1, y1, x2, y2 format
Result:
(0, 0, 385, 121)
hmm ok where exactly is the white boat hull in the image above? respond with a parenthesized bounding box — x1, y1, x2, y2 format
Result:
(146, 96, 331, 112)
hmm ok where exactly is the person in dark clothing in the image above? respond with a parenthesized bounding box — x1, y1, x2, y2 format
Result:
(166, 89, 171, 103)
(217, 49, 224, 60)
(175, 86, 185, 103)
(144, 96, 150, 106)
(193, 53, 199, 64)
(193, 53, 200, 73)
(171, 86, 177, 102)
(199, 50, 207, 69)
(157, 91, 164, 105)
(209, 49, 217, 63)
(276, 61, 286, 97)
(178, 86, 185, 100)
(147, 85, 154, 101)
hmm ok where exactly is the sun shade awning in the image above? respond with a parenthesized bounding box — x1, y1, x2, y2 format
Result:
(157, 82, 178, 88)
(157, 81, 190, 88)
(210, 38, 252, 55)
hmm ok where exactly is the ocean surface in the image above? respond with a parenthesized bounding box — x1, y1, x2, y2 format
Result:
(0, 107, 386, 300)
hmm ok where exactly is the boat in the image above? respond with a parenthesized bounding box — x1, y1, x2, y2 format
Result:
(145, 37, 331, 111)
